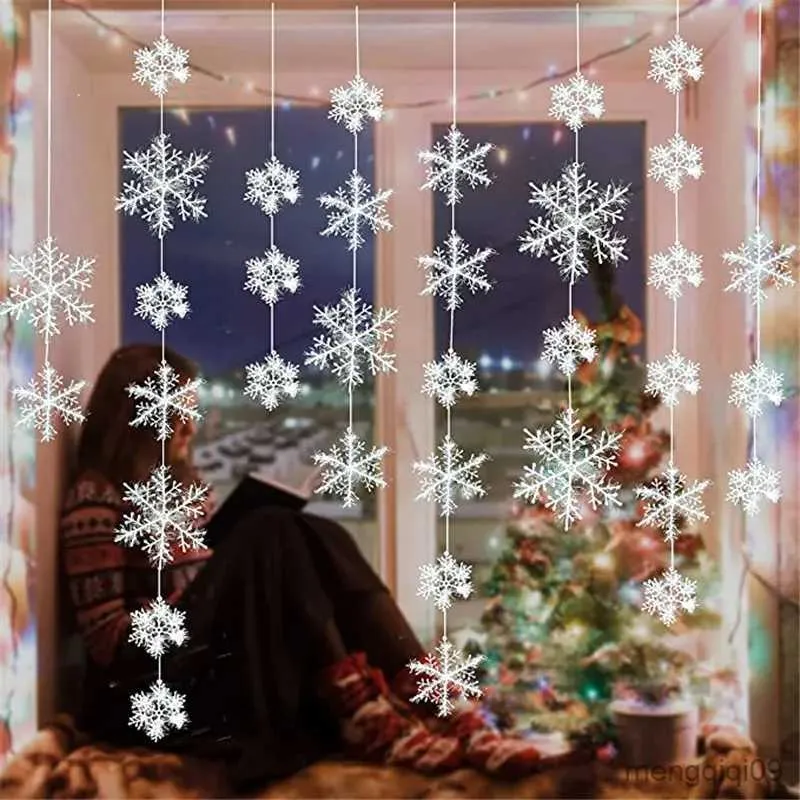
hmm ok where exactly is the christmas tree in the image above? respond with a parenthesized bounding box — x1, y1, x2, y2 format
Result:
(477, 257, 723, 747)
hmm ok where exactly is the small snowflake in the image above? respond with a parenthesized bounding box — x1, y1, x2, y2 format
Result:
(419, 125, 493, 206)
(648, 243, 704, 299)
(648, 133, 703, 193)
(133, 34, 190, 97)
(635, 463, 710, 543)
(418, 552, 473, 611)
(130, 679, 187, 742)
(422, 349, 478, 407)
(419, 231, 494, 312)
(549, 73, 604, 130)
(641, 567, 697, 627)
(115, 465, 208, 569)
(0, 236, 94, 337)
(244, 156, 301, 216)
(319, 170, 393, 251)
(244, 246, 301, 306)
(414, 435, 488, 516)
(727, 458, 781, 516)
(134, 274, 190, 330)
(542, 316, 596, 376)
(13, 363, 85, 442)
(305, 287, 396, 389)
(520, 161, 629, 282)
(723, 231, 796, 304)
(729, 361, 784, 418)
(648, 34, 703, 93)
(329, 74, 384, 133)
(408, 637, 483, 717)
(127, 360, 203, 441)
(244, 353, 300, 411)
(312, 426, 387, 508)
(645, 350, 700, 407)
(513, 408, 622, 527)
(116, 133, 209, 238)
(129, 597, 187, 658)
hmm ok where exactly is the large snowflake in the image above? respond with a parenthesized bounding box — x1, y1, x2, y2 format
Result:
(641, 567, 697, 627)
(13, 363, 85, 442)
(407, 637, 483, 717)
(127, 360, 203, 441)
(419, 125, 493, 206)
(542, 315, 596, 376)
(134, 274, 189, 330)
(329, 74, 384, 134)
(729, 360, 784, 418)
(414, 435, 488, 516)
(645, 350, 700, 407)
(417, 551, 473, 611)
(244, 353, 300, 411)
(648, 34, 703, 93)
(421, 349, 478, 408)
(635, 464, 710, 543)
(0, 236, 94, 337)
(116, 133, 209, 238)
(419, 231, 494, 312)
(519, 161, 629, 282)
(129, 597, 187, 658)
(319, 170, 392, 251)
(513, 408, 621, 526)
(130, 679, 187, 742)
(727, 458, 781, 516)
(244, 156, 301, 217)
(648, 133, 703, 193)
(305, 287, 396, 389)
(244, 246, 301, 306)
(723, 231, 796, 303)
(549, 73, 604, 131)
(648, 243, 704, 299)
(133, 34, 190, 97)
(115, 465, 208, 569)
(312, 426, 387, 508)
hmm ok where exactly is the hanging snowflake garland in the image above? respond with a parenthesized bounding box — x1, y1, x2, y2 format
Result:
(727, 458, 781, 516)
(135, 274, 190, 330)
(645, 350, 700, 407)
(245, 247, 301, 306)
(421, 349, 478, 408)
(329, 74, 384, 134)
(244, 156, 301, 216)
(417, 552, 473, 611)
(133, 34, 190, 97)
(130, 680, 188, 742)
(648, 243, 704, 300)
(723, 232, 796, 302)
(729, 361, 784, 418)
(541, 316, 596, 376)
(641, 567, 697, 627)
(549, 72, 605, 131)
(648, 34, 703, 93)
(244, 353, 300, 412)
(648, 133, 703, 193)
(129, 597, 188, 658)
(12, 363, 86, 442)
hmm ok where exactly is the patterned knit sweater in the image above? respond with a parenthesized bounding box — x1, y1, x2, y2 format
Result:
(60, 471, 214, 667)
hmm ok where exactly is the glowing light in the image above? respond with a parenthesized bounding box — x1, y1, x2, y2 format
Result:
(311, 155, 321, 170)
(207, 115, 216, 129)
(630, 619, 650, 640)
(500, 356, 513, 371)
(593, 552, 615, 570)
(552, 127, 564, 145)
(479, 354, 492, 370)
(534, 359, 552, 380)
(588, 65, 598, 77)
(496, 147, 509, 165)
(547, 64, 558, 77)
(522, 127, 531, 141)
(224, 126, 236, 146)
(14, 68, 31, 96)
(335, 150, 344, 160)
(110, 33, 123, 48)
(170, 108, 191, 125)
(516, 90, 529, 103)
(384, 108, 396, 122)
(651, 21, 666, 36)
(309, 86, 321, 97)
(280, 100, 292, 110)
(244, 80, 255, 93)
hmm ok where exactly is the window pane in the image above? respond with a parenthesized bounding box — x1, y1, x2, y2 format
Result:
(119, 107, 380, 567)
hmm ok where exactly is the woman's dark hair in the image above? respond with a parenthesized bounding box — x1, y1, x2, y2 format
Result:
(76, 344, 198, 488)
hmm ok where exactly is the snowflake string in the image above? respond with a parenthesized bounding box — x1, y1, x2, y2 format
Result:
(635, 464, 710, 543)
(244, 156, 301, 216)
(0, 236, 94, 337)
(645, 350, 700, 407)
(519, 161, 629, 282)
(408, 638, 483, 717)
(648, 133, 703, 193)
(421, 349, 478, 408)
(13, 363, 85, 442)
(414, 435, 488, 516)
(244, 353, 300, 411)
(319, 170, 392, 251)
(648, 243, 704, 300)
(244, 246, 301, 306)
(549, 73, 604, 130)
(417, 552, 473, 611)
(419, 125, 493, 206)
(648, 34, 703, 93)
(329, 75, 384, 133)
(729, 360, 784, 418)
(513, 408, 622, 526)
(723, 231, 796, 303)
(542, 315, 596, 376)
(115, 465, 208, 569)
(130, 679, 187, 742)
(133, 34, 190, 97)
(129, 597, 187, 658)
(727, 458, 781, 516)
(116, 133, 209, 238)
(312, 426, 387, 507)
(305, 287, 397, 389)
(134, 274, 189, 330)
(641, 567, 697, 627)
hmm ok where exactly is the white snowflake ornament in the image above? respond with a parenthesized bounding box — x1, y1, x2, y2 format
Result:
(641, 566, 697, 627)
(729, 361, 784, 418)
(329, 74, 384, 134)
(133, 34, 190, 97)
(542, 316, 596, 376)
(244, 353, 300, 411)
(418, 552, 473, 611)
(723, 231, 796, 303)
(648, 133, 703, 193)
(549, 73, 604, 130)
(134, 274, 189, 330)
(13, 363, 85, 442)
(648, 243, 704, 299)
(245, 246, 301, 306)
(727, 458, 781, 516)
(648, 34, 703, 93)
(244, 156, 301, 217)
(129, 597, 187, 658)
(130, 679, 187, 742)
(645, 350, 700, 407)
(421, 349, 478, 407)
